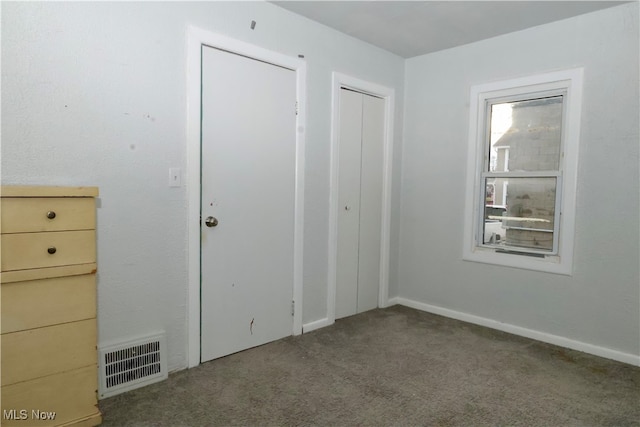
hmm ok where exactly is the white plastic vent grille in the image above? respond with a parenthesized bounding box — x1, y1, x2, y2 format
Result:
(98, 332, 168, 399)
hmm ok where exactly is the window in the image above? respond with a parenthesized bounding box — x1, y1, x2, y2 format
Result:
(463, 69, 583, 275)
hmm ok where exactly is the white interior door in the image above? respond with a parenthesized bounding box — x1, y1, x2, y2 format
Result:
(336, 88, 385, 319)
(200, 46, 296, 362)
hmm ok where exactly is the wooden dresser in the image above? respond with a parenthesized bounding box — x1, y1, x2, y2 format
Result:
(1, 186, 101, 426)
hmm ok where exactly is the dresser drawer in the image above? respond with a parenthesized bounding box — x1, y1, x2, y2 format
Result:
(1, 197, 95, 233)
(1, 230, 96, 272)
(1, 365, 100, 427)
(1, 319, 97, 386)
(2, 274, 96, 334)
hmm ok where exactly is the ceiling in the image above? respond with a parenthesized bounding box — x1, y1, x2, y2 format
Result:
(271, 1, 629, 58)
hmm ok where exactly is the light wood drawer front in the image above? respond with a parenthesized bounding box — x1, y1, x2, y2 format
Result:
(1, 365, 99, 427)
(1, 230, 95, 272)
(2, 274, 96, 334)
(1, 319, 97, 386)
(1, 197, 95, 233)
(57, 413, 102, 427)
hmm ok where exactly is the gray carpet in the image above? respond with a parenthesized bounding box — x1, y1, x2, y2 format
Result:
(100, 305, 640, 426)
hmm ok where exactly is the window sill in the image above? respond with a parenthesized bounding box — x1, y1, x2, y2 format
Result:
(462, 245, 572, 275)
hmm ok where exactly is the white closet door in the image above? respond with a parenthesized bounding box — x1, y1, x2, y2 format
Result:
(336, 89, 363, 319)
(357, 93, 384, 313)
(336, 88, 385, 319)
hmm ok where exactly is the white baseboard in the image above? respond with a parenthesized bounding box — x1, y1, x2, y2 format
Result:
(386, 297, 400, 307)
(303, 317, 334, 333)
(395, 297, 640, 367)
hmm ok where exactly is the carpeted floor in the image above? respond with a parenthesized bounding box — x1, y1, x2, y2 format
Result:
(99, 305, 640, 426)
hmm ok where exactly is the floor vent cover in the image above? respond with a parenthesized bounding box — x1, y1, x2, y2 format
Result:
(98, 332, 168, 399)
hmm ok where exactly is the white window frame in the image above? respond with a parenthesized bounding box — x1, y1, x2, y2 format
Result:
(463, 68, 583, 275)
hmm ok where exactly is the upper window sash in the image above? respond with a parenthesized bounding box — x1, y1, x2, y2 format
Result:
(482, 90, 567, 174)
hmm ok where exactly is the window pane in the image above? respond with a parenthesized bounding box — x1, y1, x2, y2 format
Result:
(489, 96, 563, 172)
(483, 177, 556, 252)
(483, 201, 507, 245)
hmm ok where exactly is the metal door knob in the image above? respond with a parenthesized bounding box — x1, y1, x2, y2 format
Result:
(46, 211, 56, 219)
(205, 216, 218, 227)
(47, 247, 57, 254)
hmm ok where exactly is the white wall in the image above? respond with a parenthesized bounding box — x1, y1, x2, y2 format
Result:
(400, 3, 639, 360)
(1, 1, 405, 371)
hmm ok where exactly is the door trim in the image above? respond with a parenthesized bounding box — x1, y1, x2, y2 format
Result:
(186, 26, 306, 368)
(327, 72, 395, 323)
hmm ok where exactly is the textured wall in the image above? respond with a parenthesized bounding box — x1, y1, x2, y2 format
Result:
(1, 1, 405, 371)
(401, 3, 639, 357)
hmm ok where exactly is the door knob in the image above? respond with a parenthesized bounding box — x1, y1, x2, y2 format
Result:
(205, 216, 218, 227)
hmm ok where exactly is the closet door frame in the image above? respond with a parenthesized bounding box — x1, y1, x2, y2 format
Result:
(325, 72, 395, 328)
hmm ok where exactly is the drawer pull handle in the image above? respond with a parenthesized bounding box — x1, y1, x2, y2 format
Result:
(46, 211, 56, 219)
(47, 247, 57, 255)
